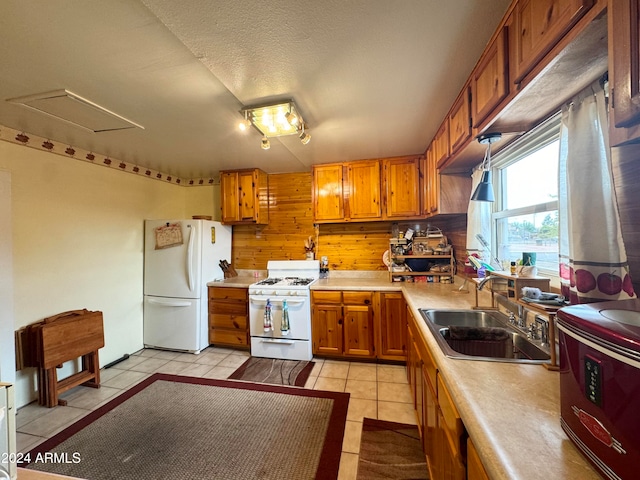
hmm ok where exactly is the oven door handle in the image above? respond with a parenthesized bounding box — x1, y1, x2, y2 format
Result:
(260, 338, 295, 345)
(250, 298, 305, 306)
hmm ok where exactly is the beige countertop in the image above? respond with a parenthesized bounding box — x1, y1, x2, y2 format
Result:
(207, 275, 256, 288)
(315, 275, 600, 480)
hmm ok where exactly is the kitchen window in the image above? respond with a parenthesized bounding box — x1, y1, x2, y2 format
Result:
(491, 115, 560, 277)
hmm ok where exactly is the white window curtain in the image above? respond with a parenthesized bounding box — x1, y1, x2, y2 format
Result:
(466, 169, 492, 260)
(558, 79, 636, 303)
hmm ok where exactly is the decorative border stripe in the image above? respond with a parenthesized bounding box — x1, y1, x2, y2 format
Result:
(0, 123, 219, 186)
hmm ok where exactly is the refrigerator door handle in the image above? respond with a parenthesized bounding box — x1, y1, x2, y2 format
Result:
(186, 224, 195, 292)
(148, 298, 192, 307)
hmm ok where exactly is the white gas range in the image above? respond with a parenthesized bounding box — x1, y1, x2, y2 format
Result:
(248, 260, 320, 361)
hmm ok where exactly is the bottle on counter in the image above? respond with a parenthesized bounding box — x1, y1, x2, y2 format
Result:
(510, 261, 517, 275)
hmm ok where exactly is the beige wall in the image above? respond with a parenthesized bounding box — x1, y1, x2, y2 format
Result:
(0, 140, 216, 407)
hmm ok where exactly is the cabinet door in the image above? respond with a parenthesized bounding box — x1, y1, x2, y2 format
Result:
(512, 0, 594, 84)
(383, 157, 421, 219)
(347, 160, 382, 220)
(611, 0, 640, 128)
(313, 164, 345, 222)
(436, 410, 467, 480)
(407, 325, 417, 399)
(343, 305, 375, 357)
(423, 367, 438, 477)
(378, 292, 407, 359)
(472, 26, 509, 128)
(433, 121, 450, 169)
(467, 438, 491, 480)
(312, 304, 343, 355)
(422, 148, 440, 215)
(238, 170, 257, 221)
(448, 86, 472, 154)
(220, 172, 239, 223)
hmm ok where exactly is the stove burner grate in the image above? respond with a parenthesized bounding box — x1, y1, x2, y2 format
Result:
(255, 277, 282, 286)
(287, 277, 314, 286)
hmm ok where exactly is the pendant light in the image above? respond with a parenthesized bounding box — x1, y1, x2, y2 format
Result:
(470, 133, 502, 202)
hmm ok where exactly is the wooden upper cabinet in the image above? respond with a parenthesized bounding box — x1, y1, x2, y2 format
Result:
(610, 0, 640, 143)
(512, 0, 594, 85)
(421, 149, 471, 217)
(220, 169, 269, 225)
(421, 148, 439, 215)
(471, 25, 510, 128)
(220, 171, 239, 223)
(448, 85, 472, 154)
(312, 164, 345, 222)
(313, 156, 425, 223)
(433, 120, 450, 169)
(346, 160, 382, 220)
(383, 156, 421, 219)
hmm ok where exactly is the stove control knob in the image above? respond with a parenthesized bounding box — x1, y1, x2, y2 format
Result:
(289, 291, 296, 296)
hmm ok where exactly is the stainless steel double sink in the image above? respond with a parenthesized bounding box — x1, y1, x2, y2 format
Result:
(419, 309, 551, 364)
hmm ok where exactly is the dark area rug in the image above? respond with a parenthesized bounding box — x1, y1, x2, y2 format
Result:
(228, 356, 315, 386)
(357, 417, 429, 480)
(23, 373, 348, 480)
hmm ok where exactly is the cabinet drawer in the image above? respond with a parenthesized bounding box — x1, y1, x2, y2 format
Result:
(209, 328, 248, 346)
(210, 301, 247, 316)
(209, 287, 248, 302)
(437, 375, 465, 445)
(342, 291, 373, 305)
(210, 314, 247, 330)
(312, 291, 343, 304)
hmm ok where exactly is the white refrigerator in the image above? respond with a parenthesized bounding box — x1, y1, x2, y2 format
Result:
(143, 219, 231, 353)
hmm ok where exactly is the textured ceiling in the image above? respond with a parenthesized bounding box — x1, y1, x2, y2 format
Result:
(0, 0, 511, 179)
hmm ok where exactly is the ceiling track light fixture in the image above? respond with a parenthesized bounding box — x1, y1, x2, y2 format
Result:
(299, 124, 311, 145)
(239, 99, 310, 149)
(470, 132, 502, 202)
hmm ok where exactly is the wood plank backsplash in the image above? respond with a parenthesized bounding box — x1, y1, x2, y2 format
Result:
(232, 172, 468, 272)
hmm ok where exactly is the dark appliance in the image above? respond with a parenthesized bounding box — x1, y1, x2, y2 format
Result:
(557, 299, 640, 480)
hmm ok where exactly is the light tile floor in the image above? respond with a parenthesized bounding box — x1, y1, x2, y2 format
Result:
(15, 347, 414, 480)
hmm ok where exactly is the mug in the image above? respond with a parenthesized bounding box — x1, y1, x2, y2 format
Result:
(518, 265, 538, 277)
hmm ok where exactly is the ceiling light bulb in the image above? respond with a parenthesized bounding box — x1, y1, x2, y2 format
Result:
(261, 137, 270, 150)
(299, 130, 311, 145)
(238, 118, 251, 131)
(285, 111, 299, 126)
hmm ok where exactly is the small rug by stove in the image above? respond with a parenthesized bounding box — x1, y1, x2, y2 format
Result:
(228, 356, 315, 387)
(23, 373, 349, 480)
(357, 417, 429, 480)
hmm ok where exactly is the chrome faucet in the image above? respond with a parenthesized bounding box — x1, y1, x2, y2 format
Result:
(535, 316, 549, 347)
(476, 275, 499, 290)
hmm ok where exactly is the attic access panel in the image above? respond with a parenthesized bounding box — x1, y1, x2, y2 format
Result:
(7, 89, 144, 133)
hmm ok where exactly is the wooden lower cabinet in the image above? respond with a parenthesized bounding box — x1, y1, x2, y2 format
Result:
(436, 375, 466, 480)
(407, 308, 476, 480)
(377, 292, 407, 360)
(467, 437, 491, 480)
(208, 286, 249, 347)
(311, 290, 374, 358)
